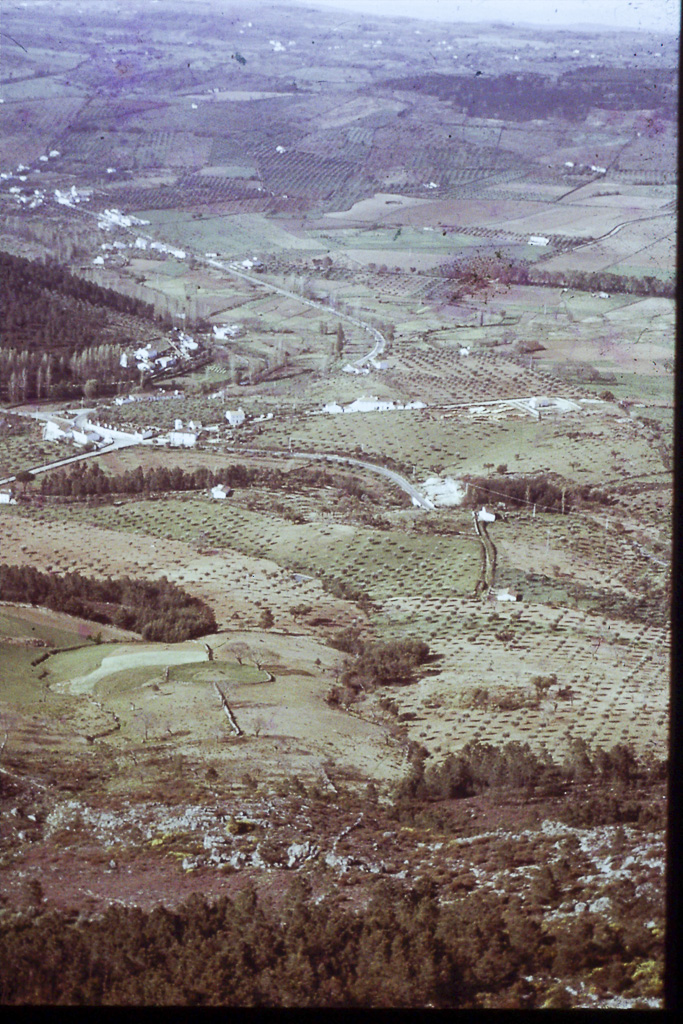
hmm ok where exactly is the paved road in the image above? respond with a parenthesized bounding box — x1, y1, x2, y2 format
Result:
(0, 438, 141, 488)
(240, 447, 434, 510)
(203, 258, 385, 366)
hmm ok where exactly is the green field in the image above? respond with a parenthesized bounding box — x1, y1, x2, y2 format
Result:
(0, 606, 95, 704)
(132, 210, 323, 257)
(48, 641, 265, 696)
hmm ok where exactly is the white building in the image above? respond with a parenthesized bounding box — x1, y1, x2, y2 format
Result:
(134, 344, 157, 370)
(342, 364, 369, 375)
(528, 235, 549, 247)
(345, 396, 396, 413)
(211, 484, 229, 500)
(167, 431, 198, 447)
(477, 506, 496, 523)
(155, 355, 176, 370)
(0, 490, 17, 505)
(212, 324, 244, 340)
(42, 418, 72, 442)
(225, 408, 246, 427)
(72, 428, 101, 446)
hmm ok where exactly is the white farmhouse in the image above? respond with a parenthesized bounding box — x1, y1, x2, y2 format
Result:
(0, 490, 17, 505)
(134, 344, 158, 369)
(225, 408, 245, 427)
(528, 235, 549, 247)
(167, 431, 198, 448)
(345, 396, 396, 413)
(155, 355, 176, 370)
(477, 506, 496, 523)
(211, 484, 229, 500)
(42, 418, 73, 442)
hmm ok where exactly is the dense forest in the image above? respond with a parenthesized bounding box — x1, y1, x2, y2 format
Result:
(383, 66, 677, 121)
(0, 876, 661, 1007)
(0, 564, 216, 641)
(0, 252, 155, 402)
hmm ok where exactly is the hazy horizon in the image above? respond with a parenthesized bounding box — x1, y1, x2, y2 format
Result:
(286, 0, 680, 33)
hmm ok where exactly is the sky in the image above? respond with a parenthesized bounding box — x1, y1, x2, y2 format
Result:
(292, 0, 680, 33)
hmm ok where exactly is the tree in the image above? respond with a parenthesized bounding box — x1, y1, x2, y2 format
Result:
(83, 379, 99, 399)
(15, 470, 34, 496)
(259, 607, 274, 629)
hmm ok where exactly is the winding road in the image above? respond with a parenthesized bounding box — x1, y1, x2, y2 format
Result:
(241, 448, 435, 510)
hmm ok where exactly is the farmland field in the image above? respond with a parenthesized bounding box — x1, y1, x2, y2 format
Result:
(0, 0, 673, 1010)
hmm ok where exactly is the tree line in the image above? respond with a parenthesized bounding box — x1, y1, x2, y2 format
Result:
(396, 737, 665, 831)
(0, 564, 216, 642)
(1, 345, 140, 404)
(462, 472, 614, 514)
(0, 251, 155, 402)
(443, 257, 675, 300)
(1, 251, 155, 331)
(38, 461, 372, 501)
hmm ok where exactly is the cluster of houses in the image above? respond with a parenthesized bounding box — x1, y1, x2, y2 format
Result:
(120, 332, 199, 375)
(341, 356, 389, 376)
(114, 388, 184, 406)
(97, 208, 150, 232)
(93, 210, 193, 266)
(42, 415, 151, 448)
(154, 406, 272, 448)
(122, 344, 176, 374)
